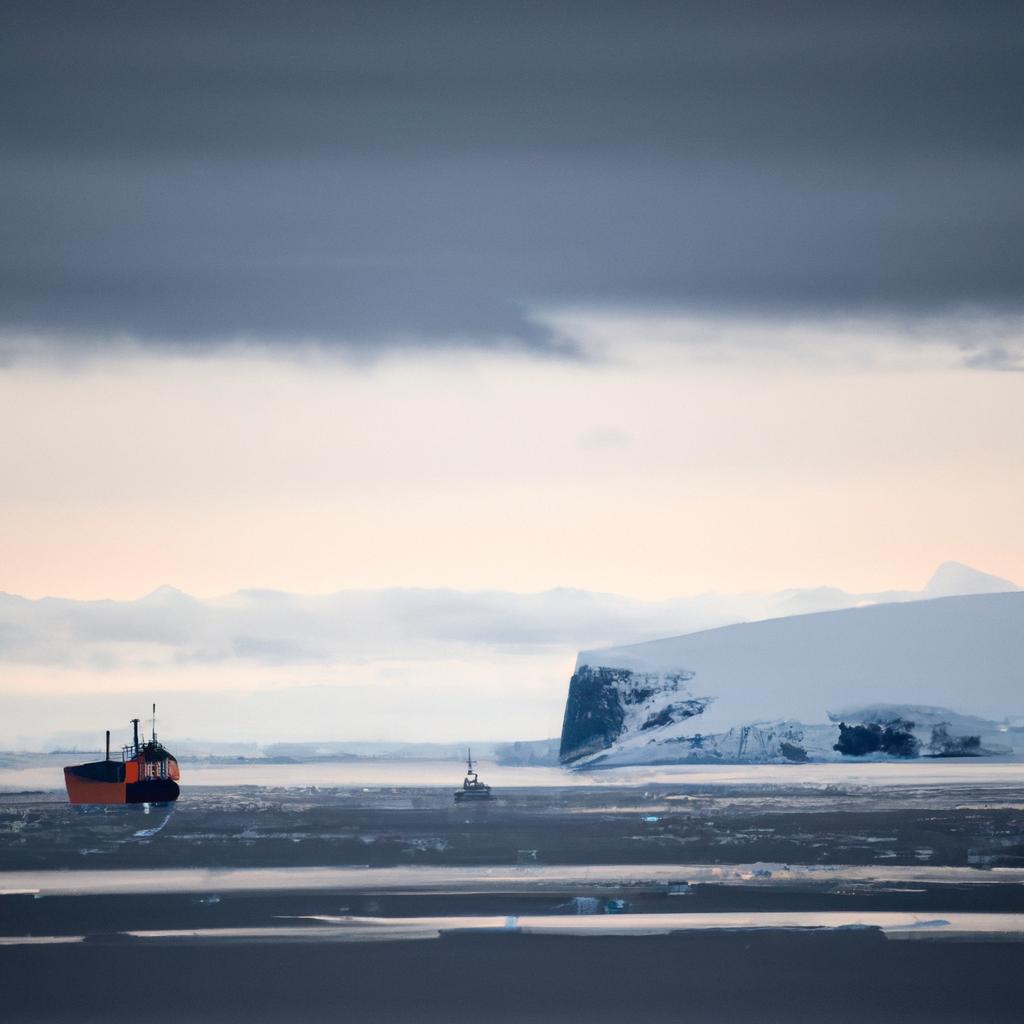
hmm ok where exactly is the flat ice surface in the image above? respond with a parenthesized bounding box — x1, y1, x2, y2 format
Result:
(7, 913, 1023, 947)
(5, 862, 1024, 897)
(122, 912, 1024, 941)
(4, 757, 1024, 791)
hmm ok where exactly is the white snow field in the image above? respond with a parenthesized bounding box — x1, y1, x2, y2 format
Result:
(567, 592, 1024, 765)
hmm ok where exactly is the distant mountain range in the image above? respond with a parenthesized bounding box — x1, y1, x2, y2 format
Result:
(0, 560, 1018, 750)
(0, 561, 1016, 671)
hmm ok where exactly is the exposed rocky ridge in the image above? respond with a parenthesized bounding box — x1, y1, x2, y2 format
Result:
(559, 666, 708, 763)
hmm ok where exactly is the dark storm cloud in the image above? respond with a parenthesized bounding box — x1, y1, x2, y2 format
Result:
(1, 1, 1022, 355)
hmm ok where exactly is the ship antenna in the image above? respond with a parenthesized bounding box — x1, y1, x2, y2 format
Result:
(152, 703, 157, 743)
(105, 730, 110, 761)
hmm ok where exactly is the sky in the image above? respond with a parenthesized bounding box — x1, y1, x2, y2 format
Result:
(1, 2, 1022, 745)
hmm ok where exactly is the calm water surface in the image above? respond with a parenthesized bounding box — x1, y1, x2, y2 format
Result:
(3, 758, 1023, 791)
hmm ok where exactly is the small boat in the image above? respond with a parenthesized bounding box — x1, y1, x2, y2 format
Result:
(64, 706, 180, 805)
(453, 748, 492, 802)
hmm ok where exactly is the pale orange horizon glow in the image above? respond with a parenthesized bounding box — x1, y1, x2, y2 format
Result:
(2, 323, 1022, 603)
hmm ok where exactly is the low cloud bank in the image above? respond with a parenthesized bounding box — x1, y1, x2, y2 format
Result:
(1, 562, 1015, 673)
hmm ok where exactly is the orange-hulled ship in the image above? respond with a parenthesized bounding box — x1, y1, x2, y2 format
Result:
(64, 708, 180, 805)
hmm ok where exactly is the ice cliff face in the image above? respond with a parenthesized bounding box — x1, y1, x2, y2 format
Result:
(559, 666, 710, 762)
(559, 592, 1024, 766)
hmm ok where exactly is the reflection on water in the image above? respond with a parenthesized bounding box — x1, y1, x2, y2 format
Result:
(65, 802, 177, 843)
(131, 804, 176, 838)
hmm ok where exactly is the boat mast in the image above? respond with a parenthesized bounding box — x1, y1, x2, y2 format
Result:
(152, 703, 157, 743)
(131, 718, 140, 755)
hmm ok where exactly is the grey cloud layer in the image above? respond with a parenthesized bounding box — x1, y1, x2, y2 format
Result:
(0, 585, 769, 670)
(3, 1, 1022, 354)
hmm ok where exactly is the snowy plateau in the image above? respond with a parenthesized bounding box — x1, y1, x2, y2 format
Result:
(559, 591, 1024, 767)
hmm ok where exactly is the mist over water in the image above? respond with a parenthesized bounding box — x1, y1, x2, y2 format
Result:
(5, 759, 1024, 793)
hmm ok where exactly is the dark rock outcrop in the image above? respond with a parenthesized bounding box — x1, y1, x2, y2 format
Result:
(559, 665, 701, 763)
(833, 720, 920, 758)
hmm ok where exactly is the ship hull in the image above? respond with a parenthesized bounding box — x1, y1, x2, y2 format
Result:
(125, 778, 180, 804)
(64, 769, 180, 805)
(64, 754, 180, 806)
(63, 771, 127, 805)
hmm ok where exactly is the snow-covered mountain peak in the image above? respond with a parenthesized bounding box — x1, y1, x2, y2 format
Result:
(924, 561, 1018, 598)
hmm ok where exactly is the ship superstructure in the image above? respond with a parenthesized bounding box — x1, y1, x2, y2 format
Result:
(64, 706, 180, 805)
(453, 748, 492, 802)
